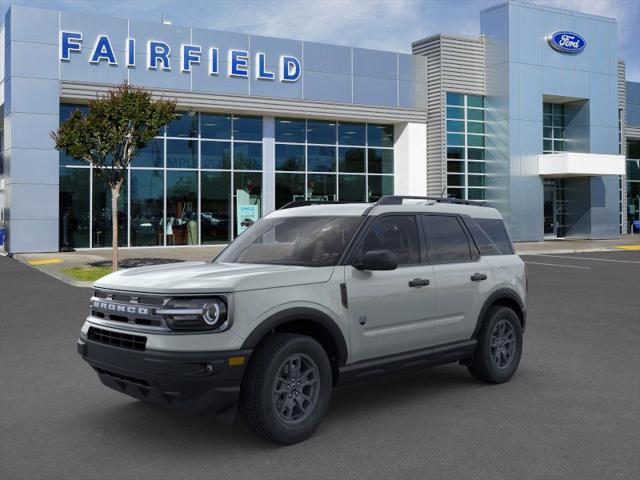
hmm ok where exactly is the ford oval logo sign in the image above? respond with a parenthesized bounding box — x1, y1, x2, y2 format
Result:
(547, 31, 586, 54)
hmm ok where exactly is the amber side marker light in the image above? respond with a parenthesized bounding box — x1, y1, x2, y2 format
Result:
(228, 356, 246, 366)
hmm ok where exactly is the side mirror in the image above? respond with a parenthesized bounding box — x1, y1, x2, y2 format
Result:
(354, 249, 398, 271)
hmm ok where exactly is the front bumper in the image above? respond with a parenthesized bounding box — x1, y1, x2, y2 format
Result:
(77, 338, 251, 413)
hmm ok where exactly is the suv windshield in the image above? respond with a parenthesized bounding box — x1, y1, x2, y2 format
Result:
(216, 216, 363, 267)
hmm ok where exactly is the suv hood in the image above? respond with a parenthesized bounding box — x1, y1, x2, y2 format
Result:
(93, 262, 335, 294)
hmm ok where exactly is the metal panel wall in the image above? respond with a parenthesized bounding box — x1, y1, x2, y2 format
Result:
(60, 81, 426, 124)
(412, 35, 485, 196)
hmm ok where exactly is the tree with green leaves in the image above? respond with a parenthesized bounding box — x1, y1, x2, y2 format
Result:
(52, 83, 176, 271)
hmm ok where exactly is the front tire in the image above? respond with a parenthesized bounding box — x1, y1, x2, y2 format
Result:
(239, 333, 332, 444)
(468, 306, 522, 383)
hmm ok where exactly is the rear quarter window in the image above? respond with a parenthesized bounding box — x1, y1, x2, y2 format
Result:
(470, 218, 514, 255)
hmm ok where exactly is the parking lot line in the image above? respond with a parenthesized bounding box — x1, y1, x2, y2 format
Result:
(524, 261, 591, 269)
(538, 254, 640, 264)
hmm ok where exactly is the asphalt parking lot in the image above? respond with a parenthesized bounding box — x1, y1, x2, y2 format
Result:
(1, 251, 639, 480)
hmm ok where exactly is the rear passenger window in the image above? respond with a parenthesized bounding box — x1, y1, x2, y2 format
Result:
(360, 215, 420, 265)
(422, 215, 472, 264)
(476, 218, 514, 255)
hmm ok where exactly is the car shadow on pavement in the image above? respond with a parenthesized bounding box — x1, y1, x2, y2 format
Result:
(84, 363, 481, 450)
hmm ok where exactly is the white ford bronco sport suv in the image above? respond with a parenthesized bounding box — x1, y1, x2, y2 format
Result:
(78, 195, 526, 444)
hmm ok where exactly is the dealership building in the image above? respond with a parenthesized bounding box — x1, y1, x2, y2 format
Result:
(0, 1, 639, 252)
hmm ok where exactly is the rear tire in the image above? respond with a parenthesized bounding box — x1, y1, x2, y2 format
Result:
(468, 306, 522, 383)
(239, 333, 332, 444)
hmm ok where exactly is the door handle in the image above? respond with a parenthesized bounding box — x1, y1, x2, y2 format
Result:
(470, 273, 488, 282)
(408, 278, 430, 287)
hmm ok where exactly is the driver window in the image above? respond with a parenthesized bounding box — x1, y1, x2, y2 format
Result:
(359, 215, 420, 266)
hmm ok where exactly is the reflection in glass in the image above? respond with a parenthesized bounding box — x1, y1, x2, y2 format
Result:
(201, 171, 231, 244)
(167, 171, 198, 245)
(447, 174, 465, 186)
(130, 169, 164, 247)
(306, 120, 336, 144)
(276, 144, 305, 171)
(167, 139, 197, 169)
(447, 133, 465, 146)
(201, 141, 231, 169)
(446, 106, 464, 119)
(307, 174, 336, 201)
(338, 122, 365, 146)
(233, 115, 262, 141)
(367, 124, 394, 147)
(339, 175, 366, 202)
(367, 175, 393, 202)
(368, 148, 394, 174)
(92, 170, 127, 247)
(446, 92, 464, 106)
(447, 161, 464, 173)
(201, 113, 231, 139)
(467, 109, 484, 121)
(276, 118, 306, 143)
(338, 148, 365, 173)
(59, 167, 90, 248)
(447, 120, 464, 133)
(167, 111, 198, 138)
(234, 142, 262, 170)
(467, 95, 484, 108)
(447, 147, 464, 159)
(275, 173, 305, 209)
(135, 138, 163, 168)
(308, 145, 336, 172)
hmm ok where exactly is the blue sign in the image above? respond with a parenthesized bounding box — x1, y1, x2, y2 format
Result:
(547, 31, 586, 54)
(59, 31, 302, 82)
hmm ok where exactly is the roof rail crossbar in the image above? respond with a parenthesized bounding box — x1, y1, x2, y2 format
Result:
(375, 195, 484, 206)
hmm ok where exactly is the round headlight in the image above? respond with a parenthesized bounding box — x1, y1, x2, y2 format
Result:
(203, 299, 227, 327)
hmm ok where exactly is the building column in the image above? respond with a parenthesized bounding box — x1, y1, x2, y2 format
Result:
(393, 122, 427, 196)
(3, 6, 60, 253)
(262, 116, 275, 215)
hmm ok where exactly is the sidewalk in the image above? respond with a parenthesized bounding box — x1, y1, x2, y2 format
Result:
(8, 235, 640, 287)
(514, 235, 640, 255)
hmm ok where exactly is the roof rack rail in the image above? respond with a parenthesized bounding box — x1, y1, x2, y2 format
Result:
(278, 200, 366, 210)
(375, 195, 484, 206)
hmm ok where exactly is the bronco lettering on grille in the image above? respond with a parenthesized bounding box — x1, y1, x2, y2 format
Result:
(92, 301, 149, 315)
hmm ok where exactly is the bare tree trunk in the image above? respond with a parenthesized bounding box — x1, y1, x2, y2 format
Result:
(111, 182, 122, 272)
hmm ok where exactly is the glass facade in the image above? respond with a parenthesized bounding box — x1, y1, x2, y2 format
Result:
(445, 92, 486, 200)
(627, 140, 640, 232)
(58, 106, 395, 248)
(58, 104, 263, 248)
(543, 103, 565, 154)
(274, 118, 394, 208)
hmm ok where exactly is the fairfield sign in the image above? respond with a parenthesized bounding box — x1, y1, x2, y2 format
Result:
(59, 31, 302, 82)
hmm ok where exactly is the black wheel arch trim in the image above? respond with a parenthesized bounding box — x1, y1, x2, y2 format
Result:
(473, 288, 526, 337)
(241, 307, 349, 367)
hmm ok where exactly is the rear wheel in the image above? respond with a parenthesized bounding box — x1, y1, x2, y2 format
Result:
(239, 333, 332, 444)
(468, 306, 522, 383)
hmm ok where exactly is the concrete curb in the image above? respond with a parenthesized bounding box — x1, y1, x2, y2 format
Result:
(11, 254, 93, 288)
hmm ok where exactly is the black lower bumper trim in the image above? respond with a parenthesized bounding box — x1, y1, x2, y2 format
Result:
(77, 338, 251, 413)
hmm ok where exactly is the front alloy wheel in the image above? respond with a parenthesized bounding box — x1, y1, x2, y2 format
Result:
(240, 333, 332, 444)
(273, 353, 321, 425)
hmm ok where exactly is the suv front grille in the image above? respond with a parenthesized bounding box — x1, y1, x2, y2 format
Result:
(88, 326, 147, 351)
(90, 289, 169, 331)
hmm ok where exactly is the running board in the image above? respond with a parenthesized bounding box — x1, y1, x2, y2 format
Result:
(337, 339, 477, 385)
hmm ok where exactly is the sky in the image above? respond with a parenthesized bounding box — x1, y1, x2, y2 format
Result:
(1, 0, 638, 80)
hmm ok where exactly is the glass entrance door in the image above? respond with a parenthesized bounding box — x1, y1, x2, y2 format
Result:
(543, 178, 567, 238)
